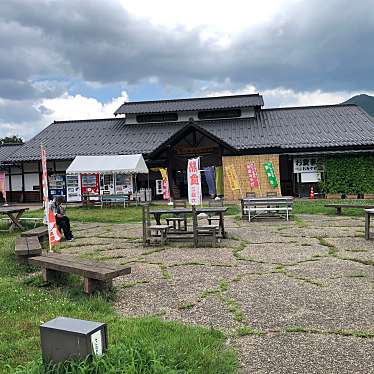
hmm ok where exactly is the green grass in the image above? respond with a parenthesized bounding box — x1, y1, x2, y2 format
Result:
(20, 198, 374, 228)
(0, 233, 237, 373)
(293, 199, 374, 216)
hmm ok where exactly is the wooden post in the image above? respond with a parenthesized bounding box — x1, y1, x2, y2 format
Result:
(192, 205, 198, 248)
(365, 211, 370, 240)
(142, 204, 148, 247)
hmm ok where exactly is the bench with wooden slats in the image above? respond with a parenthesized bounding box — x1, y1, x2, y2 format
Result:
(21, 225, 49, 241)
(325, 204, 374, 215)
(29, 253, 131, 294)
(15, 236, 42, 264)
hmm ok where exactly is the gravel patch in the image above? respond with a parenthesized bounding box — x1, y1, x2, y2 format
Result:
(228, 273, 374, 333)
(240, 242, 328, 264)
(234, 332, 374, 374)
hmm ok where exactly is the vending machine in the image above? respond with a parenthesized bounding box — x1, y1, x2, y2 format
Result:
(115, 174, 133, 195)
(48, 174, 66, 200)
(81, 174, 100, 196)
(100, 174, 115, 195)
(66, 175, 82, 202)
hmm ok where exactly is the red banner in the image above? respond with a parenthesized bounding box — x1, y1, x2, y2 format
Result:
(247, 162, 259, 189)
(41, 145, 61, 249)
(187, 158, 202, 205)
(0, 171, 6, 204)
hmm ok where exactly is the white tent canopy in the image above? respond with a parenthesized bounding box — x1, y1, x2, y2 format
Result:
(66, 154, 149, 175)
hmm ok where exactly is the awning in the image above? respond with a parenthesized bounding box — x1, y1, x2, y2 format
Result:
(66, 154, 149, 175)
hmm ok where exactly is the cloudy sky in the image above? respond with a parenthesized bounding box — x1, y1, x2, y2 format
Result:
(0, 0, 373, 139)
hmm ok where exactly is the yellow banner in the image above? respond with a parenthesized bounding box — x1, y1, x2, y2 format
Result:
(226, 164, 240, 191)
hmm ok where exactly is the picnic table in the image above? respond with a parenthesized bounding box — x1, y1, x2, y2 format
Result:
(241, 196, 293, 221)
(0, 207, 29, 232)
(364, 209, 374, 240)
(149, 207, 227, 238)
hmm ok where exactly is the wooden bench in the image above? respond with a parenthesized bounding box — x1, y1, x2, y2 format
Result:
(29, 253, 131, 294)
(325, 204, 374, 215)
(15, 236, 42, 264)
(147, 225, 169, 245)
(242, 197, 293, 222)
(195, 224, 218, 247)
(100, 194, 129, 208)
(21, 225, 49, 241)
(364, 209, 374, 240)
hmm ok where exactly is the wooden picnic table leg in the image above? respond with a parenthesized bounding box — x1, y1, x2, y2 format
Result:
(7, 211, 25, 232)
(365, 212, 370, 240)
(220, 212, 226, 239)
(155, 213, 161, 225)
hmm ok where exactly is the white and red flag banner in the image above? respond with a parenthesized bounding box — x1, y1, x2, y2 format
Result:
(159, 168, 170, 200)
(247, 161, 260, 189)
(41, 145, 62, 249)
(0, 171, 7, 204)
(187, 157, 202, 206)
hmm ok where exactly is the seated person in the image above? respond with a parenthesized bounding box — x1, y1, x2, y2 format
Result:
(51, 196, 74, 241)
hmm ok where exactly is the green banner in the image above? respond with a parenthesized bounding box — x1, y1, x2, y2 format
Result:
(263, 162, 278, 188)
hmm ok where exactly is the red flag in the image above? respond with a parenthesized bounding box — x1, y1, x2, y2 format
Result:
(41, 145, 62, 250)
(48, 208, 62, 245)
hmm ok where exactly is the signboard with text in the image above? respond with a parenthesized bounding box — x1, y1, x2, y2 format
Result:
(247, 162, 259, 189)
(187, 157, 202, 205)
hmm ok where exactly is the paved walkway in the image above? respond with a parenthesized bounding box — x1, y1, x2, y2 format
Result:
(61, 214, 374, 374)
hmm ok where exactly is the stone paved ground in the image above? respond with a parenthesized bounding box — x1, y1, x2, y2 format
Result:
(61, 214, 374, 374)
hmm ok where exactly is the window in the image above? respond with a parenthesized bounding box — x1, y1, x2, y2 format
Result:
(136, 112, 178, 123)
(198, 109, 241, 120)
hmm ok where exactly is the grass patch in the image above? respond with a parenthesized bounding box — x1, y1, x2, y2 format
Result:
(0, 232, 237, 373)
(236, 326, 264, 336)
(293, 199, 374, 216)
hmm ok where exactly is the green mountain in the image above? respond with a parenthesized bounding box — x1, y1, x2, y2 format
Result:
(343, 94, 374, 117)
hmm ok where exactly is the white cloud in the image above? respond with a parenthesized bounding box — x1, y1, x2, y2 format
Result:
(201, 84, 374, 108)
(0, 91, 128, 140)
(119, 0, 301, 46)
(37, 91, 128, 122)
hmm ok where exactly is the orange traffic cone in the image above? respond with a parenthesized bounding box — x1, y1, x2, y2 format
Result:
(310, 186, 315, 200)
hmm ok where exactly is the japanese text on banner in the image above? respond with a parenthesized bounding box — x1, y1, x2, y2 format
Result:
(263, 161, 278, 188)
(187, 158, 202, 205)
(226, 164, 240, 191)
(159, 168, 170, 200)
(247, 162, 259, 189)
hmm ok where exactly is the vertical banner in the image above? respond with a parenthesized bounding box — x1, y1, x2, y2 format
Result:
(41, 145, 61, 250)
(263, 161, 278, 188)
(0, 171, 7, 205)
(159, 168, 170, 200)
(247, 162, 259, 189)
(226, 164, 240, 191)
(187, 157, 202, 205)
(215, 165, 224, 196)
(204, 166, 216, 196)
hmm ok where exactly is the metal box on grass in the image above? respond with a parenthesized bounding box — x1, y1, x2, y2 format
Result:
(40, 317, 108, 363)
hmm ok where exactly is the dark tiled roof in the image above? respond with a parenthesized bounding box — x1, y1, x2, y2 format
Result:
(7, 104, 374, 162)
(114, 94, 264, 115)
(0, 144, 23, 162)
(8, 118, 185, 161)
(204, 104, 374, 150)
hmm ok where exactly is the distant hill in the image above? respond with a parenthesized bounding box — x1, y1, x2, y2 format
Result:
(343, 94, 374, 117)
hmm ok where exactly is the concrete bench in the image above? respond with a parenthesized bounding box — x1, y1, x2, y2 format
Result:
(29, 253, 131, 294)
(15, 236, 42, 264)
(21, 225, 48, 241)
(325, 204, 374, 215)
